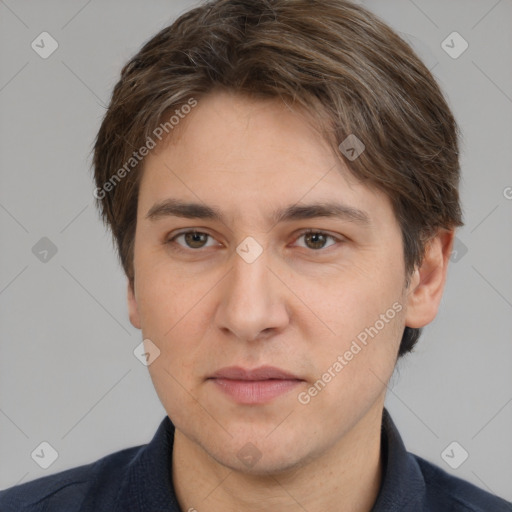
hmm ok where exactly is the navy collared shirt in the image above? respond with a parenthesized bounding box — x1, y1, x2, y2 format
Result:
(1, 408, 510, 511)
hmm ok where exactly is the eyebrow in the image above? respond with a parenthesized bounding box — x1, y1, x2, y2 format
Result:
(145, 198, 370, 226)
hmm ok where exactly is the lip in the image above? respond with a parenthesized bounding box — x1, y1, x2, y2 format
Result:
(208, 366, 304, 404)
(209, 365, 302, 381)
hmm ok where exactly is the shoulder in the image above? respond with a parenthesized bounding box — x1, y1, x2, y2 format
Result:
(413, 454, 512, 512)
(0, 444, 144, 512)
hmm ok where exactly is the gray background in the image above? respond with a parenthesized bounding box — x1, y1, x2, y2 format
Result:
(1, 0, 511, 502)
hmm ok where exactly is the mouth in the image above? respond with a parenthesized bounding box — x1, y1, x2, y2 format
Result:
(207, 366, 305, 404)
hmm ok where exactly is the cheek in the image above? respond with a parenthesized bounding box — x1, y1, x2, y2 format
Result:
(311, 263, 404, 342)
(298, 303, 404, 434)
(134, 268, 211, 397)
(135, 258, 208, 336)
(139, 276, 211, 426)
(301, 264, 405, 395)
(317, 295, 404, 380)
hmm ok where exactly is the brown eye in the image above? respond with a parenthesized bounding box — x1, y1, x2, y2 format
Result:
(169, 231, 216, 250)
(295, 230, 338, 250)
(183, 232, 208, 249)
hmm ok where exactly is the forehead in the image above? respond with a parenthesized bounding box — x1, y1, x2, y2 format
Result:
(152, 91, 338, 170)
(137, 91, 394, 229)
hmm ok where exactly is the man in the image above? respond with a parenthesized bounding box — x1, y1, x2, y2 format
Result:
(1, 0, 510, 510)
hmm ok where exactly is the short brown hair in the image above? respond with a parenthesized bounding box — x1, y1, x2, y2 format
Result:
(93, 0, 463, 357)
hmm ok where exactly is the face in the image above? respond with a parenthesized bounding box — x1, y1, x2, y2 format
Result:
(127, 91, 422, 474)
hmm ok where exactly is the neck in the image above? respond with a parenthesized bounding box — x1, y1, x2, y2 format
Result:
(172, 402, 384, 512)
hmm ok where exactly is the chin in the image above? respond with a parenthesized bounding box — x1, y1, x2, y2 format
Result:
(221, 449, 307, 477)
(203, 432, 316, 477)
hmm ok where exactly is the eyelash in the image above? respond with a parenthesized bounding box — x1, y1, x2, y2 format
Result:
(166, 229, 342, 253)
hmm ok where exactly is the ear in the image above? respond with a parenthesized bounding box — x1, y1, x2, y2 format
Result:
(127, 279, 142, 330)
(404, 229, 455, 328)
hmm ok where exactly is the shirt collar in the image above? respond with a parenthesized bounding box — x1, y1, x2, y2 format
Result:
(371, 408, 425, 511)
(114, 415, 180, 512)
(114, 407, 425, 511)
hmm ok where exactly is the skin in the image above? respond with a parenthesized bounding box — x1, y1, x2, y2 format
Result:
(127, 91, 454, 512)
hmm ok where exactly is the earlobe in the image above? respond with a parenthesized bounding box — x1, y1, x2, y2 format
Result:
(404, 229, 455, 329)
(127, 279, 142, 330)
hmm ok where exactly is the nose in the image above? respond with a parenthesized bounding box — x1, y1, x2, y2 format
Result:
(214, 244, 290, 342)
